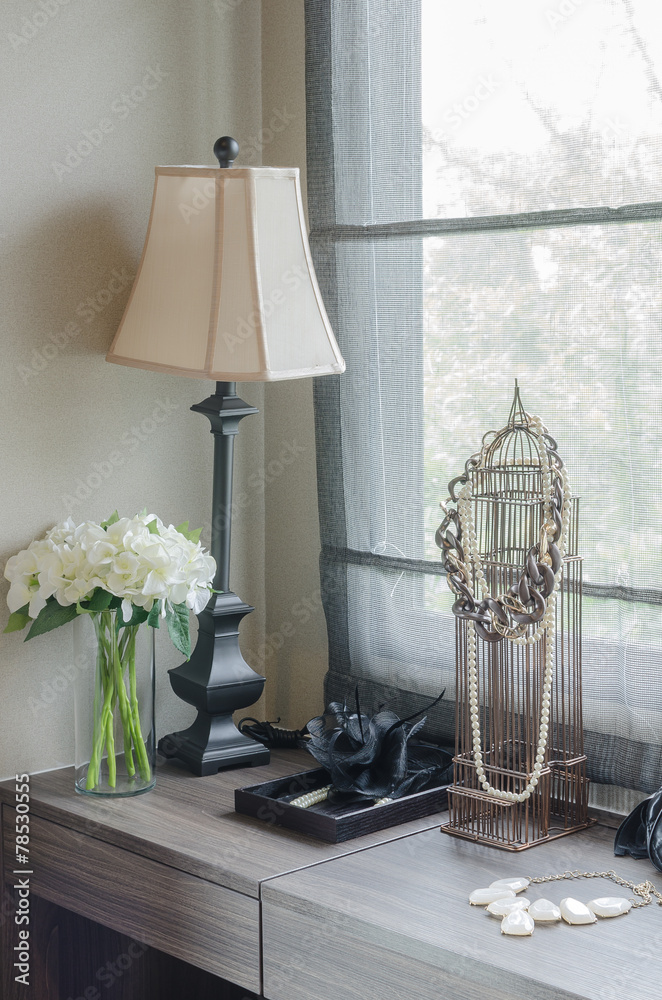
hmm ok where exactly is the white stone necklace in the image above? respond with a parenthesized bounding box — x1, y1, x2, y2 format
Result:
(468, 870, 662, 936)
(456, 414, 572, 803)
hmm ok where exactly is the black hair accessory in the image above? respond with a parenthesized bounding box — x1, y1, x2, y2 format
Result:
(614, 786, 662, 872)
(302, 688, 451, 802)
(238, 717, 308, 749)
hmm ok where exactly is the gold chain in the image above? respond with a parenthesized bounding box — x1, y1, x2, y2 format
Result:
(526, 869, 662, 910)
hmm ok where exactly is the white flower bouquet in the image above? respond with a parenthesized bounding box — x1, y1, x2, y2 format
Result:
(3, 511, 216, 792)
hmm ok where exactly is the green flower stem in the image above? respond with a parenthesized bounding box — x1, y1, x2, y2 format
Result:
(127, 629, 151, 782)
(105, 704, 116, 786)
(112, 634, 135, 778)
(85, 637, 115, 790)
(86, 613, 120, 789)
(84, 611, 151, 792)
(108, 616, 137, 778)
(118, 627, 132, 661)
(86, 628, 105, 788)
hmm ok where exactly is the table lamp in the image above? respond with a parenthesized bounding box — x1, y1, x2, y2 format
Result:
(106, 136, 345, 775)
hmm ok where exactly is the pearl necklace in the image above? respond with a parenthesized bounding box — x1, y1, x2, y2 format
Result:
(456, 414, 572, 803)
(468, 869, 662, 936)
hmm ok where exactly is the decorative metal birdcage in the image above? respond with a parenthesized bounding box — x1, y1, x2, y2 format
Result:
(435, 384, 591, 850)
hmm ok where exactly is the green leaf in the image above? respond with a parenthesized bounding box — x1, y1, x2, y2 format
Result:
(81, 589, 114, 612)
(25, 600, 78, 640)
(145, 519, 159, 535)
(146, 603, 161, 629)
(100, 510, 120, 530)
(138, 507, 148, 517)
(3, 605, 31, 634)
(176, 521, 202, 544)
(118, 605, 149, 628)
(166, 602, 191, 659)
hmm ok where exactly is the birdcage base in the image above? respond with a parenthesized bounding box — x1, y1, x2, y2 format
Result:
(440, 809, 595, 851)
(441, 754, 593, 850)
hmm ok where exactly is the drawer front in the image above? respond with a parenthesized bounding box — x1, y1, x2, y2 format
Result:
(2, 805, 259, 992)
(262, 895, 565, 1000)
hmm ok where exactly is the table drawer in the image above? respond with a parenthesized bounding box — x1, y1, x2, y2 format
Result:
(2, 805, 259, 992)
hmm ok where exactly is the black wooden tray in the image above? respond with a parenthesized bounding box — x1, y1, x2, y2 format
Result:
(234, 767, 450, 843)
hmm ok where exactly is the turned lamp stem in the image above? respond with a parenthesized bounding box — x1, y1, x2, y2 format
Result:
(211, 381, 237, 595)
(158, 380, 268, 774)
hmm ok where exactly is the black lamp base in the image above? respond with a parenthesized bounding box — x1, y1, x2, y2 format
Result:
(158, 590, 270, 775)
(158, 718, 269, 776)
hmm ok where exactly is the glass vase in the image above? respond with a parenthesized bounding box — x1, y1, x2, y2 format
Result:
(73, 609, 156, 796)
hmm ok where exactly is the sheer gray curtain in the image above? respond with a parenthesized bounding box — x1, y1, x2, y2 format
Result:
(306, 0, 662, 792)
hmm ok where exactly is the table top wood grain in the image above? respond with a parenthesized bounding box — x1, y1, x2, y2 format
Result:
(262, 819, 662, 1000)
(0, 750, 447, 898)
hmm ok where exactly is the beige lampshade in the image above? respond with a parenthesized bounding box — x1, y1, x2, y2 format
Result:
(106, 165, 345, 381)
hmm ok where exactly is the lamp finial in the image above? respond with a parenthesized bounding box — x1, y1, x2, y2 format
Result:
(213, 135, 239, 168)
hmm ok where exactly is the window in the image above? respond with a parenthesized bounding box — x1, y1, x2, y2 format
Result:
(306, 0, 662, 792)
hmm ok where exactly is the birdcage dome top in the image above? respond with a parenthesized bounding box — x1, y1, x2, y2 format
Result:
(477, 383, 545, 473)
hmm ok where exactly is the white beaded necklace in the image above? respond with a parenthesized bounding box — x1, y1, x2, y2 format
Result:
(468, 870, 662, 937)
(456, 414, 572, 803)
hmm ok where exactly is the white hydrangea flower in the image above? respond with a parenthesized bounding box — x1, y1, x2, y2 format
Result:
(4, 513, 216, 622)
(4, 545, 47, 617)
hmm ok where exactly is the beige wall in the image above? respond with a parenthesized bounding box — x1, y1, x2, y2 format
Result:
(261, 0, 330, 730)
(0, 0, 269, 779)
(0, 0, 324, 780)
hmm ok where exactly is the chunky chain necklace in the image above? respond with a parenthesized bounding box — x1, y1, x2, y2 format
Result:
(438, 414, 572, 802)
(468, 869, 662, 936)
